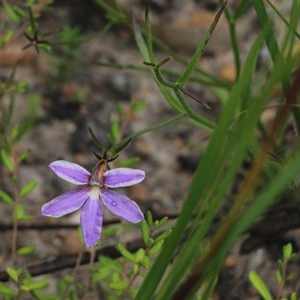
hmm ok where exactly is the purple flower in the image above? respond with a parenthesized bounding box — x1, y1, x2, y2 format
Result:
(42, 160, 145, 248)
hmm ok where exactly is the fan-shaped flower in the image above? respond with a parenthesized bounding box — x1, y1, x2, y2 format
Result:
(42, 160, 145, 248)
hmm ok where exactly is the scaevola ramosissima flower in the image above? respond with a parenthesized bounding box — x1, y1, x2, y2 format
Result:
(41, 160, 145, 248)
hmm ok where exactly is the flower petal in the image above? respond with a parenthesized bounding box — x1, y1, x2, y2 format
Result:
(49, 160, 90, 185)
(41, 189, 88, 217)
(101, 190, 144, 223)
(81, 188, 102, 248)
(104, 168, 145, 188)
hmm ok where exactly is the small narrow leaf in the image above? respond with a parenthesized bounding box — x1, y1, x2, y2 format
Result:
(249, 271, 272, 300)
(88, 127, 107, 153)
(3, 30, 13, 44)
(283, 243, 293, 260)
(154, 229, 172, 244)
(148, 240, 164, 256)
(155, 217, 168, 228)
(135, 248, 145, 263)
(3, 0, 20, 23)
(63, 275, 75, 284)
(6, 267, 19, 282)
(146, 211, 154, 228)
(0, 282, 15, 296)
(13, 6, 26, 19)
(130, 11, 150, 61)
(142, 256, 151, 268)
(16, 204, 33, 221)
(141, 220, 150, 245)
(116, 243, 136, 263)
(110, 137, 132, 155)
(130, 99, 147, 113)
(291, 292, 297, 300)
(0, 189, 14, 205)
(275, 270, 282, 284)
(1, 149, 14, 172)
(20, 285, 30, 292)
(110, 120, 120, 143)
(23, 279, 48, 290)
(117, 156, 140, 167)
(18, 150, 31, 163)
(110, 281, 128, 291)
(27, 6, 37, 33)
(19, 179, 37, 197)
(17, 245, 35, 255)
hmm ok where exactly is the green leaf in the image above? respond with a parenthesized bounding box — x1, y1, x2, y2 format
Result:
(18, 150, 31, 163)
(154, 229, 172, 244)
(275, 270, 282, 284)
(99, 255, 122, 269)
(22, 279, 48, 291)
(88, 127, 107, 153)
(131, 12, 150, 62)
(0, 189, 13, 205)
(146, 211, 154, 228)
(154, 217, 168, 229)
(1, 149, 14, 172)
(27, 6, 37, 33)
(130, 99, 147, 113)
(110, 120, 120, 143)
(17, 245, 36, 255)
(135, 248, 145, 263)
(142, 256, 151, 268)
(116, 243, 136, 263)
(13, 6, 26, 19)
(0, 282, 15, 296)
(16, 204, 33, 221)
(148, 240, 164, 257)
(63, 275, 75, 284)
(110, 137, 132, 156)
(283, 243, 293, 261)
(291, 292, 297, 300)
(19, 179, 37, 197)
(249, 271, 272, 300)
(141, 220, 150, 245)
(21, 284, 30, 292)
(3, 30, 14, 44)
(3, 0, 21, 23)
(92, 267, 112, 281)
(117, 156, 140, 167)
(93, 256, 122, 281)
(110, 281, 128, 291)
(6, 267, 19, 282)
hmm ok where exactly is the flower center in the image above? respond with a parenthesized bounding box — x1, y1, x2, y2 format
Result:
(89, 159, 107, 187)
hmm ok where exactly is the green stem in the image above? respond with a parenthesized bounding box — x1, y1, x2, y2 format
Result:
(174, 88, 214, 129)
(177, 1, 228, 87)
(224, 9, 240, 79)
(144, 0, 155, 64)
(126, 113, 188, 140)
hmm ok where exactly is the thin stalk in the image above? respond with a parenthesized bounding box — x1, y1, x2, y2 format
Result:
(144, 0, 155, 64)
(223, 8, 240, 79)
(177, 1, 228, 87)
(266, 0, 300, 40)
(126, 113, 188, 140)
(61, 244, 86, 300)
(11, 168, 21, 265)
(174, 88, 214, 129)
